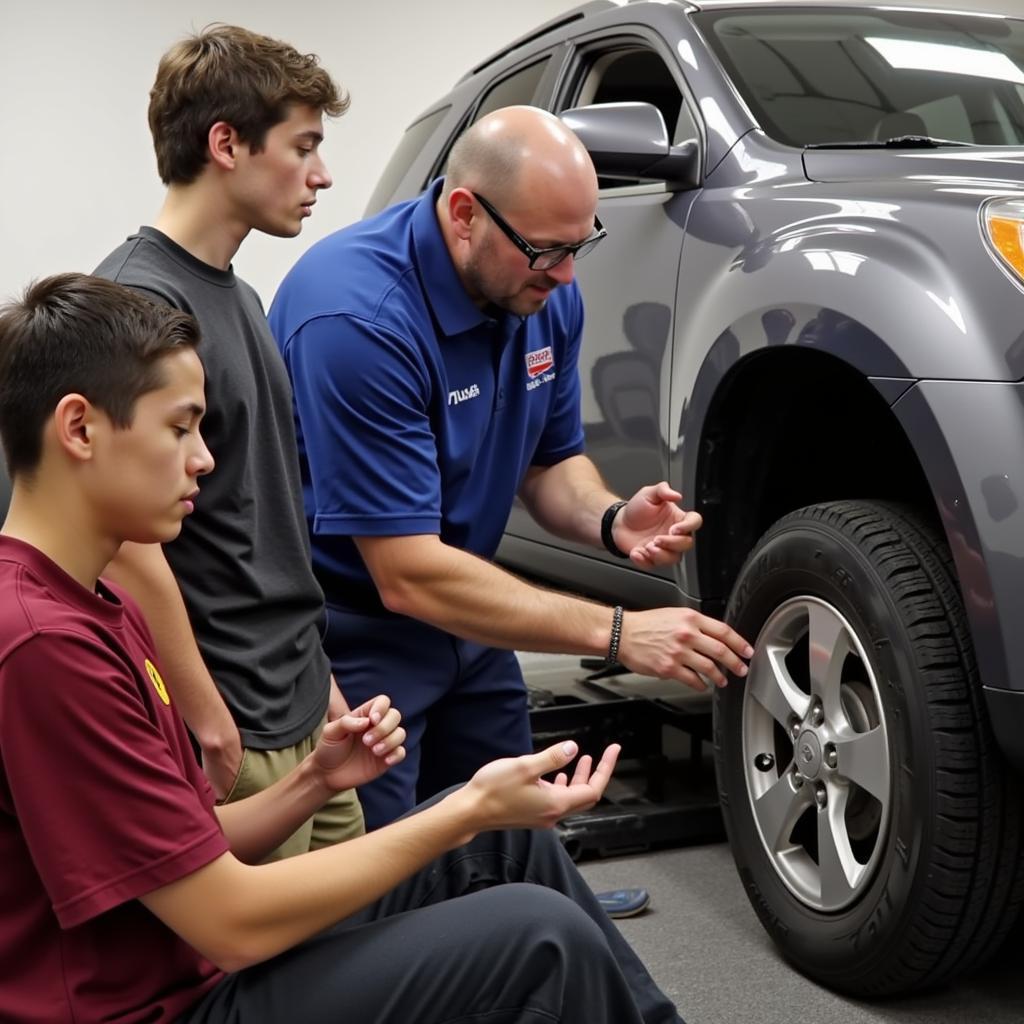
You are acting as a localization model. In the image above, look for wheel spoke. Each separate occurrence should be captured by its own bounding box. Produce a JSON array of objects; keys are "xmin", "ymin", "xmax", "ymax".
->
[
  {"xmin": 753, "ymin": 772, "xmax": 814, "ymax": 850},
  {"xmin": 807, "ymin": 602, "xmax": 851, "ymax": 723},
  {"xmin": 835, "ymin": 727, "xmax": 889, "ymax": 802},
  {"xmin": 817, "ymin": 788, "xmax": 858, "ymax": 906},
  {"xmin": 748, "ymin": 643, "xmax": 809, "ymax": 729},
  {"xmin": 741, "ymin": 593, "xmax": 896, "ymax": 913}
]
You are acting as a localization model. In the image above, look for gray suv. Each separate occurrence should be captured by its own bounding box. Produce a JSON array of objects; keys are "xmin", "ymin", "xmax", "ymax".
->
[{"xmin": 367, "ymin": 0, "xmax": 1024, "ymax": 997}]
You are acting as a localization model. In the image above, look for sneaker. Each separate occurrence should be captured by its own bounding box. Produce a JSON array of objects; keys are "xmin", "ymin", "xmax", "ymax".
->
[{"xmin": 595, "ymin": 887, "xmax": 651, "ymax": 919}]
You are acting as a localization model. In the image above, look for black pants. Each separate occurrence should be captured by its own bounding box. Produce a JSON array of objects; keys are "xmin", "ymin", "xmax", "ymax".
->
[{"xmin": 181, "ymin": 819, "xmax": 683, "ymax": 1023}]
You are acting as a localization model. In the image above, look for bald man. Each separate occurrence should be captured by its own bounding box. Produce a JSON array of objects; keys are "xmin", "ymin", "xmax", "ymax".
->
[{"xmin": 269, "ymin": 106, "xmax": 753, "ymax": 831}]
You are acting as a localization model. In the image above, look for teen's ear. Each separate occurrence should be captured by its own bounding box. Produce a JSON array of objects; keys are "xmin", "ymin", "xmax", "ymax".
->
[
  {"xmin": 447, "ymin": 188, "xmax": 476, "ymax": 243},
  {"xmin": 53, "ymin": 394, "xmax": 97, "ymax": 463},
  {"xmin": 208, "ymin": 121, "xmax": 241, "ymax": 171}
]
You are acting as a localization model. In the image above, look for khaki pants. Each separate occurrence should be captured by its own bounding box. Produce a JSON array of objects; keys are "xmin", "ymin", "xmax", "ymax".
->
[{"xmin": 223, "ymin": 717, "xmax": 365, "ymax": 861}]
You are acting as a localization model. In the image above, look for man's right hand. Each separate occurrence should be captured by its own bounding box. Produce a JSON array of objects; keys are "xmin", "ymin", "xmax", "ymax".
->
[
  {"xmin": 619, "ymin": 607, "xmax": 753, "ymax": 691},
  {"xmin": 201, "ymin": 728, "xmax": 244, "ymax": 802},
  {"xmin": 456, "ymin": 741, "xmax": 620, "ymax": 836}
]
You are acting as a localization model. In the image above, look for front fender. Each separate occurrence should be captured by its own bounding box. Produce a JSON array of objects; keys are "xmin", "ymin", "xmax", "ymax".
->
[
  {"xmin": 674, "ymin": 144, "xmax": 1024, "ymax": 390},
  {"xmin": 893, "ymin": 380, "xmax": 1024, "ymax": 770},
  {"xmin": 891, "ymin": 380, "xmax": 1024, "ymax": 695}
]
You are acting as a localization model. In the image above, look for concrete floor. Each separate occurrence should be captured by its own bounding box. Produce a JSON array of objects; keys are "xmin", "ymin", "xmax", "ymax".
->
[
  {"xmin": 520, "ymin": 653, "xmax": 1024, "ymax": 1024},
  {"xmin": 579, "ymin": 847, "xmax": 1024, "ymax": 1024}
]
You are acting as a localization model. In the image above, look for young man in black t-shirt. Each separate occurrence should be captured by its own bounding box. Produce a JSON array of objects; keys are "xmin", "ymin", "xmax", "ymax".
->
[{"xmin": 95, "ymin": 25, "xmax": 361, "ymax": 856}]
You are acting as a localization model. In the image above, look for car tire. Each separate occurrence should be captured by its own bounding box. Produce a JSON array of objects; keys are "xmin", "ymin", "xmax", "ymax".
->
[{"xmin": 714, "ymin": 500, "xmax": 1024, "ymax": 995}]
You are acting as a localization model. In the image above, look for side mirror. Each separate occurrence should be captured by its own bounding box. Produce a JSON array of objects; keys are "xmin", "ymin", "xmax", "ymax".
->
[{"xmin": 560, "ymin": 102, "xmax": 700, "ymax": 188}]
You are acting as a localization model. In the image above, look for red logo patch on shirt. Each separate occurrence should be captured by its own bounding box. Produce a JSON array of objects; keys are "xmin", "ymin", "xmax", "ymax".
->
[{"xmin": 525, "ymin": 347, "xmax": 554, "ymax": 378}]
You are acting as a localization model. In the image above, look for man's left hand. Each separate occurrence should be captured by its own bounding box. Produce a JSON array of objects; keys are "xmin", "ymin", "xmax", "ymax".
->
[
  {"xmin": 613, "ymin": 482, "xmax": 703, "ymax": 568},
  {"xmin": 312, "ymin": 694, "xmax": 406, "ymax": 792}
]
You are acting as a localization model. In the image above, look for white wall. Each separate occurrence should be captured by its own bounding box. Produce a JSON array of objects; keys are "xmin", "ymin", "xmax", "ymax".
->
[{"xmin": 0, "ymin": 0, "xmax": 579, "ymax": 305}]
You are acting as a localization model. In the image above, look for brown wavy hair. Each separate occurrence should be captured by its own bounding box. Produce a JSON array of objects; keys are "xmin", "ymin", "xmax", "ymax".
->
[{"xmin": 148, "ymin": 24, "xmax": 348, "ymax": 185}]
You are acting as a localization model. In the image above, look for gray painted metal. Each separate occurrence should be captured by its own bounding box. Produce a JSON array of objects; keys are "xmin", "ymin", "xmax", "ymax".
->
[{"xmin": 368, "ymin": 0, "xmax": 1024, "ymax": 769}]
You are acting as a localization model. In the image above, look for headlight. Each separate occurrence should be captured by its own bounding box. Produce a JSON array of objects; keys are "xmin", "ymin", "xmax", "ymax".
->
[{"xmin": 983, "ymin": 197, "xmax": 1024, "ymax": 283}]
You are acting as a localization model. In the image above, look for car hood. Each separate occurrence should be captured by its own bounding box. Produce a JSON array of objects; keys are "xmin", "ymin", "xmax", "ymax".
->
[{"xmin": 803, "ymin": 148, "xmax": 1024, "ymax": 191}]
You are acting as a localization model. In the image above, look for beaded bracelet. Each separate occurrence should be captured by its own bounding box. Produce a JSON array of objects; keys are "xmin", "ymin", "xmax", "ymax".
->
[{"xmin": 607, "ymin": 605, "xmax": 624, "ymax": 665}]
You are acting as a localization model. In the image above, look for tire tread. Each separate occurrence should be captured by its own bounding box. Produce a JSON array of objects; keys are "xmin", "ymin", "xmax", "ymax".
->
[{"xmin": 719, "ymin": 499, "xmax": 1024, "ymax": 995}]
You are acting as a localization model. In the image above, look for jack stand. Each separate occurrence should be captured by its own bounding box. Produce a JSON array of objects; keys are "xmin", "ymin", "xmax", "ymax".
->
[{"xmin": 528, "ymin": 662, "xmax": 724, "ymax": 861}]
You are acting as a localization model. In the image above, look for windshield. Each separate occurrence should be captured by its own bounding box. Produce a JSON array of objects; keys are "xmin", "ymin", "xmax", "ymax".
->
[{"xmin": 694, "ymin": 6, "xmax": 1024, "ymax": 147}]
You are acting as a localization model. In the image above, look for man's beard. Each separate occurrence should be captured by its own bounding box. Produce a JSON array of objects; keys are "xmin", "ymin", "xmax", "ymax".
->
[{"xmin": 463, "ymin": 253, "xmax": 556, "ymax": 317}]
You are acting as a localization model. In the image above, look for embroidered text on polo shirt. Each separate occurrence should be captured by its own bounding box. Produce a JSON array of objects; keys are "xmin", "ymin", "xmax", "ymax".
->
[{"xmin": 448, "ymin": 383, "xmax": 481, "ymax": 405}]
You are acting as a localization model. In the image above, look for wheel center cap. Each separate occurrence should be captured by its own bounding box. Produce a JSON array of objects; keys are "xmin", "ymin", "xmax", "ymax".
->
[{"xmin": 796, "ymin": 730, "xmax": 822, "ymax": 779}]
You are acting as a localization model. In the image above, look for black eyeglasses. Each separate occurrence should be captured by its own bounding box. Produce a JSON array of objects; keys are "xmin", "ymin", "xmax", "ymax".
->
[{"xmin": 472, "ymin": 192, "xmax": 606, "ymax": 270}]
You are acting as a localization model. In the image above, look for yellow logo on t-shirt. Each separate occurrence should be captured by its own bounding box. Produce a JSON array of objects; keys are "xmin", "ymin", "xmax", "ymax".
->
[{"xmin": 144, "ymin": 659, "xmax": 171, "ymax": 706}]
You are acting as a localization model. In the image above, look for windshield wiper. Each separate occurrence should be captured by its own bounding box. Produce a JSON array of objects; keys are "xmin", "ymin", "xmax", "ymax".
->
[{"xmin": 805, "ymin": 135, "xmax": 972, "ymax": 150}]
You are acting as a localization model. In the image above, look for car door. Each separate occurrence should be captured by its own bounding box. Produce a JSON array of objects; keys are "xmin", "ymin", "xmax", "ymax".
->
[{"xmin": 501, "ymin": 31, "xmax": 706, "ymax": 604}]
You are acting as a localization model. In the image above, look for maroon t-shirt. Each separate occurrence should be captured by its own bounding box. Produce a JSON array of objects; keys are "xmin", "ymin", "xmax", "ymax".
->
[{"xmin": 0, "ymin": 537, "xmax": 230, "ymax": 1022}]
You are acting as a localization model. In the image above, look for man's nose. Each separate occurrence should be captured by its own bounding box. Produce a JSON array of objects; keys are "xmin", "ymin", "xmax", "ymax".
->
[
  {"xmin": 546, "ymin": 253, "xmax": 575, "ymax": 286},
  {"xmin": 311, "ymin": 155, "xmax": 333, "ymax": 191}
]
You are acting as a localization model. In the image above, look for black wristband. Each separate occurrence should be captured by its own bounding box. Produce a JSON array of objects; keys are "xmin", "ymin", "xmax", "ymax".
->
[
  {"xmin": 601, "ymin": 500, "xmax": 629, "ymax": 558},
  {"xmin": 607, "ymin": 605, "xmax": 624, "ymax": 665}
]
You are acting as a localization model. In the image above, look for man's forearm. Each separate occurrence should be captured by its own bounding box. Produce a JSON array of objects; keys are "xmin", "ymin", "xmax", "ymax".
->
[
  {"xmin": 518, "ymin": 454, "xmax": 617, "ymax": 547},
  {"xmin": 356, "ymin": 534, "xmax": 615, "ymax": 657}
]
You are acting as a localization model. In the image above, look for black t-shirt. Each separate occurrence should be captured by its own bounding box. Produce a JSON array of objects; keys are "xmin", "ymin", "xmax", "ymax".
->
[{"xmin": 95, "ymin": 228, "xmax": 329, "ymax": 747}]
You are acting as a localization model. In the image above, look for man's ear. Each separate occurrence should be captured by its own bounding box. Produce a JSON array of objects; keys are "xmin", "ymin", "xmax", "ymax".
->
[
  {"xmin": 53, "ymin": 394, "xmax": 98, "ymax": 463},
  {"xmin": 208, "ymin": 121, "xmax": 241, "ymax": 171},
  {"xmin": 447, "ymin": 187, "xmax": 476, "ymax": 242}
]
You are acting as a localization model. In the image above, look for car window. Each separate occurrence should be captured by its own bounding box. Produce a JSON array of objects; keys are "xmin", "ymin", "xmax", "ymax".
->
[
  {"xmin": 428, "ymin": 58, "xmax": 553, "ymax": 184},
  {"xmin": 567, "ymin": 46, "xmax": 698, "ymax": 188},
  {"xmin": 695, "ymin": 7, "xmax": 1024, "ymax": 147},
  {"xmin": 366, "ymin": 106, "xmax": 450, "ymax": 214},
  {"xmin": 473, "ymin": 58, "xmax": 550, "ymax": 123}
]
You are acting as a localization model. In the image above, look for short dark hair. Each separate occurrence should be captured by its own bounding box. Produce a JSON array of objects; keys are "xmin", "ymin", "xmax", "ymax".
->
[
  {"xmin": 149, "ymin": 24, "xmax": 349, "ymax": 185},
  {"xmin": 0, "ymin": 274, "xmax": 200, "ymax": 477}
]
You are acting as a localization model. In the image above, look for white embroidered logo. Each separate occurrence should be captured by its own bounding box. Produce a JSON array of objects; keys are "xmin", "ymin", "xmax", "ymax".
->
[{"xmin": 448, "ymin": 383, "xmax": 481, "ymax": 406}]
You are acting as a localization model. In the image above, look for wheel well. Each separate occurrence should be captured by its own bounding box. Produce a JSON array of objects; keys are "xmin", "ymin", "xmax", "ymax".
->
[{"xmin": 695, "ymin": 348, "xmax": 937, "ymax": 613}]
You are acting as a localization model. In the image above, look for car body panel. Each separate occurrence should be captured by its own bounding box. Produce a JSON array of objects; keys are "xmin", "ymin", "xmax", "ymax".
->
[{"xmin": 367, "ymin": 0, "xmax": 1024, "ymax": 767}]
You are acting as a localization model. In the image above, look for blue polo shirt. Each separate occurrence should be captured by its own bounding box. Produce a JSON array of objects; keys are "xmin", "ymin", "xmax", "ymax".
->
[{"xmin": 269, "ymin": 180, "xmax": 586, "ymax": 608}]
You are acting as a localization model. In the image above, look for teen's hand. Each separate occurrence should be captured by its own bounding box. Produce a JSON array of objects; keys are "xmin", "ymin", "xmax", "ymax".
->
[
  {"xmin": 462, "ymin": 740, "xmax": 620, "ymax": 832},
  {"xmin": 312, "ymin": 695, "xmax": 405, "ymax": 791}
]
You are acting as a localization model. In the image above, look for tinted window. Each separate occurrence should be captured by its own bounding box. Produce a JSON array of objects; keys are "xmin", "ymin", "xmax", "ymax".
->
[
  {"xmin": 366, "ymin": 106, "xmax": 450, "ymax": 214},
  {"xmin": 429, "ymin": 59, "xmax": 552, "ymax": 184},
  {"xmin": 695, "ymin": 7, "xmax": 1024, "ymax": 146},
  {"xmin": 473, "ymin": 59, "xmax": 549, "ymax": 122}
]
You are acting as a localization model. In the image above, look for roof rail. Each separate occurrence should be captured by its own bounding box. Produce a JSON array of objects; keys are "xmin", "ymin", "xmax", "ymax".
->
[{"xmin": 460, "ymin": 1, "xmax": 612, "ymax": 81}]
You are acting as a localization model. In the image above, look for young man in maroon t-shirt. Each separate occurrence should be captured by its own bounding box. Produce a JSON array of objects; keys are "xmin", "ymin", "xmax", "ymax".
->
[{"xmin": 0, "ymin": 277, "xmax": 682, "ymax": 1023}]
